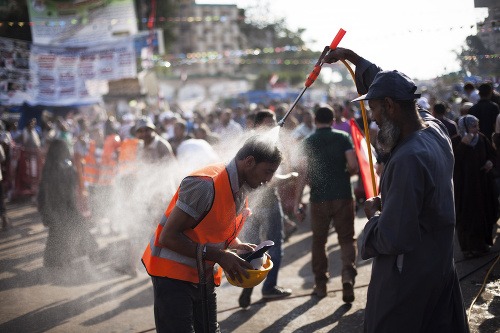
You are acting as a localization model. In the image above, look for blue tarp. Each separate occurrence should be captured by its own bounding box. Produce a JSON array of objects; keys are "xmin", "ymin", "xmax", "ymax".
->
[
  {"xmin": 233, "ymin": 89, "xmax": 327, "ymax": 107},
  {"xmin": 235, "ymin": 90, "xmax": 301, "ymax": 105},
  {"xmin": 5, "ymin": 103, "xmax": 83, "ymax": 130}
]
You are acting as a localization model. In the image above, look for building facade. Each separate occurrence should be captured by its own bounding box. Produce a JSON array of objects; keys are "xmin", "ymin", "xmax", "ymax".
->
[
  {"xmin": 172, "ymin": 1, "xmax": 245, "ymax": 77},
  {"xmin": 474, "ymin": 0, "xmax": 500, "ymax": 54}
]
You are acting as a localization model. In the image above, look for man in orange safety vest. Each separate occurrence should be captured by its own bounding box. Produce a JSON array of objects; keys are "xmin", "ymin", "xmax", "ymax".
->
[{"xmin": 142, "ymin": 135, "xmax": 282, "ymax": 332}]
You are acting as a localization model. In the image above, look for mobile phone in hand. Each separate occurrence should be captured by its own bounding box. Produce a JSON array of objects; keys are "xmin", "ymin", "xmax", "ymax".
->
[{"xmin": 240, "ymin": 240, "xmax": 274, "ymax": 262}]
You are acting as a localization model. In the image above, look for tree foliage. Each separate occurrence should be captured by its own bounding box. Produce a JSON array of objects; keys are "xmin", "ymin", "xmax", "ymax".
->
[
  {"xmin": 237, "ymin": 10, "xmax": 322, "ymax": 89},
  {"xmin": 457, "ymin": 35, "xmax": 500, "ymax": 78}
]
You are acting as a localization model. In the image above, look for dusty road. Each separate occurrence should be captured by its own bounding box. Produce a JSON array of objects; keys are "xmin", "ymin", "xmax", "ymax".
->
[{"xmin": 0, "ymin": 199, "xmax": 498, "ymax": 333}]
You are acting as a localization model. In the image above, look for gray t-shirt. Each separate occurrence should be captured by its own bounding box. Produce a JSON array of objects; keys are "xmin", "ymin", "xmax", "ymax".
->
[
  {"xmin": 176, "ymin": 158, "xmax": 247, "ymax": 221},
  {"xmin": 141, "ymin": 135, "xmax": 175, "ymax": 163}
]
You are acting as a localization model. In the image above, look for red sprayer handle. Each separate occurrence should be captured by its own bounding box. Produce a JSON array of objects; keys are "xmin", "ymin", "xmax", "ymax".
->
[
  {"xmin": 305, "ymin": 66, "xmax": 322, "ymax": 87},
  {"xmin": 278, "ymin": 28, "xmax": 346, "ymax": 127},
  {"xmin": 329, "ymin": 28, "xmax": 346, "ymax": 49},
  {"xmin": 304, "ymin": 28, "xmax": 346, "ymax": 87}
]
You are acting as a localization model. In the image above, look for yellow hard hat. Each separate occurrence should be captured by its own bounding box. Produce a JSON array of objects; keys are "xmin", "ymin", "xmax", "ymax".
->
[{"xmin": 225, "ymin": 255, "xmax": 273, "ymax": 288}]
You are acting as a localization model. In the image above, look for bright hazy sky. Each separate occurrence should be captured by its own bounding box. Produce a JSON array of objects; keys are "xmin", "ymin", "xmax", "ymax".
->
[{"xmin": 197, "ymin": 0, "xmax": 489, "ymax": 80}]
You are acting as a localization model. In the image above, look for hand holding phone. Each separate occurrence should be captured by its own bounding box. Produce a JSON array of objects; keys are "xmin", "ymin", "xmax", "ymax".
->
[{"xmin": 239, "ymin": 240, "xmax": 274, "ymax": 263}]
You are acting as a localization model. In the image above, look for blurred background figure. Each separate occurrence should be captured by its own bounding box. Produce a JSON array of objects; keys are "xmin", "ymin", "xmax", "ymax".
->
[
  {"xmin": 417, "ymin": 96, "xmax": 431, "ymax": 111},
  {"xmin": 83, "ymin": 125, "xmax": 121, "ymax": 235},
  {"xmin": 463, "ymin": 82, "xmax": 480, "ymax": 104},
  {"xmin": 291, "ymin": 109, "xmax": 315, "ymax": 141},
  {"xmin": 119, "ymin": 113, "xmax": 135, "ymax": 140},
  {"xmin": 135, "ymin": 117, "xmax": 175, "ymax": 163},
  {"xmin": 158, "ymin": 111, "xmax": 178, "ymax": 140},
  {"xmin": 37, "ymin": 139, "xmax": 97, "ymax": 267},
  {"xmin": 469, "ymin": 83, "xmax": 499, "ymax": 142},
  {"xmin": 332, "ymin": 103, "xmax": 351, "ymax": 136},
  {"xmin": 114, "ymin": 117, "xmax": 177, "ymax": 276},
  {"xmin": 432, "ymin": 102, "xmax": 458, "ymax": 139},
  {"xmin": 0, "ymin": 120, "xmax": 14, "ymax": 208},
  {"xmin": 193, "ymin": 123, "xmax": 220, "ymax": 146},
  {"xmin": 460, "ymin": 101, "xmax": 474, "ymax": 116},
  {"xmin": 54, "ymin": 117, "xmax": 73, "ymax": 147},
  {"xmin": 233, "ymin": 105, "xmax": 247, "ymax": 129},
  {"xmin": 168, "ymin": 119, "xmax": 192, "ymax": 156},
  {"xmin": 452, "ymin": 115, "xmax": 497, "ymax": 258},
  {"xmin": 238, "ymin": 109, "xmax": 294, "ymax": 309},
  {"xmin": 15, "ymin": 118, "xmax": 42, "ymax": 200},
  {"xmin": 214, "ymin": 108, "xmax": 243, "ymax": 137},
  {"xmin": 20, "ymin": 118, "xmax": 41, "ymax": 151},
  {"xmin": 0, "ymin": 143, "xmax": 7, "ymax": 230}
]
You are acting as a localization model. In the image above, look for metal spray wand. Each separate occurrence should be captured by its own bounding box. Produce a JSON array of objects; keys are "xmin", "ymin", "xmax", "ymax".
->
[{"xmin": 278, "ymin": 28, "xmax": 346, "ymax": 127}]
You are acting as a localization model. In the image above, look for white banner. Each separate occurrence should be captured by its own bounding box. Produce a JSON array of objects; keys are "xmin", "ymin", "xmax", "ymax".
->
[
  {"xmin": 30, "ymin": 38, "xmax": 137, "ymax": 105},
  {"xmin": 27, "ymin": 0, "xmax": 138, "ymax": 46}
]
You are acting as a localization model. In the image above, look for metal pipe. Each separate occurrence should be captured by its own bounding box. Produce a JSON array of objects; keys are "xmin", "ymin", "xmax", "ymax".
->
[
  {"xmin": 278, "ymin": 28, "xmax": 346, "ymax": 127},
  {"xmin": 196, "ymin": 244, "xmax": 210, "ymax": 333},
  {"xmin": 277, "ymin": 87, "xmax": 307, "ymax": 127}
]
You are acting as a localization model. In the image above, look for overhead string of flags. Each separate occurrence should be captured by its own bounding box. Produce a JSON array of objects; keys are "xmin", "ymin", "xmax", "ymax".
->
[
  {"xmin": 462, "ymin": 54, "xmax": 500, "ymax": 60},
  {"xmin": 1, "ymin": 35, "xmax": 498, "ymax": 68},
  {"xmin": 1, "ymin": 16, "xmax": 498, "ymax": 34}
]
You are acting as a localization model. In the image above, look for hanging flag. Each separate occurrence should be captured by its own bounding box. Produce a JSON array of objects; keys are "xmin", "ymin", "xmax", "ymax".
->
[{"xmin": 350, "ymin": 118, "xmax": 379, "ymax": 199}]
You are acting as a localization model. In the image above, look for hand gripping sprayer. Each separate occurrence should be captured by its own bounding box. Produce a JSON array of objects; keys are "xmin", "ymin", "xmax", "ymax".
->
[{"xmin": 277, "ymin": 28, "xmax": 346, "ymax": 127}]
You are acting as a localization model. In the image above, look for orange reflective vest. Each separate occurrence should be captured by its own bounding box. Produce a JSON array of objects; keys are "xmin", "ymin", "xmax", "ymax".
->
[
  {"xmin": 83, "ymin": 141, "xmax": 99, "ymax": 185},
  {"xmin": 142, "ymin": 163, "xmax": 248, "ymax": 285},
  {"xmin": 99, "ymin": 134, "xmax": 121, "ymax": 185},
  {"xmin": 118, "ymin": 138, "xmax": 140, "ymax": 175},
  {"xmin": 83, "ymin": 135, "xmax": 121, "ymax": 186},
  {"xmin": 74, "ymin": 151, "xmax": 86, "ymax": 192}
]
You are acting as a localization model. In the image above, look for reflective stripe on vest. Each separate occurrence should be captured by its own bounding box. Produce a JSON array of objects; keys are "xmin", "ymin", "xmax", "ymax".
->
[
  {"xmin": 83, "ymin": 141, "xmax": 99, "ymax": 185},
  {"xmin": 148, "ymin": 215, "xmax": 225, "ymax": 269},
  {"xmin": 142, "ymin": 163, "xmax": 248, "ymax": 285},
  {"xmin": 98, "ymin": 135, "xmax": 120, "ymax": 185}
]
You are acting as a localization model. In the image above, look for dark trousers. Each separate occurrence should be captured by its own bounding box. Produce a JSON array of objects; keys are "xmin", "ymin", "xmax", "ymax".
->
[
  {"xmin": 0, "ymin": 181, "xmax": 5, "ymax": 214},
  {"xmin": 310, "ymin": 199, "xmax": 357, "ymax": 285},
  {"xmin": 242, "ymin": 198, "xmax": 284, "ymax": 293},
  {"xmin": 151, "ymin": 276, "xmax": 221, "ymax": 333}
]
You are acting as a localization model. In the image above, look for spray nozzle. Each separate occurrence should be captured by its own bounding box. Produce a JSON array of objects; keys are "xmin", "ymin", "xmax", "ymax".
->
[{"xmin": 277, "ymin": 28, "xmax": 346, "ymax": 128}]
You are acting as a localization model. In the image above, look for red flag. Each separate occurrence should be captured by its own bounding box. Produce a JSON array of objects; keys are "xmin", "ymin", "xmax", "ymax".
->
[{"xmin": 349, "ymin": 118, "xmax": 379, "ymax": 199}]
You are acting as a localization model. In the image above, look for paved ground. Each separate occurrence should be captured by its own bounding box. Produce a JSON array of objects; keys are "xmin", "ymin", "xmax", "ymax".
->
[{"xmin": 0, "ymin": 198, "xmax": 498, "ymax": 333}]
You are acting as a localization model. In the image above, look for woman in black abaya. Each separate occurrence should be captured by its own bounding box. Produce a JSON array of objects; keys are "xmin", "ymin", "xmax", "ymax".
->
[
  {"xmin": 38, "ymin": 139, "xmax": 97, "ymax": 267},
  {"xmin": 452, "ymin": 115, "xmax": 498, "ymax": 257}
]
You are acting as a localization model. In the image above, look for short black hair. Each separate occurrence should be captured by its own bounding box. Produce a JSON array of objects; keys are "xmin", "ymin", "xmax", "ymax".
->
[
  {"xmin": 433, "ymin": 102, "xmax": 447, "ymax": 115},
  {"xmin": 174, "ymin": 119, "xmax": 187, "ymax": 129},
  {"xmin": 464, "ymin": 82, "xmax": 475, "ymax": 90},
  {"xmin": 254, "ymin": 110, "xmax": 275, "ymax": 126},
  {"xmin": 235, "ymin": 135, "xmax": 282, "ymax": 165},
  {"xmin": 478, "ymin": 83, "xmax": 493, "ymax": 98},
  {"xmin": 314, "ymin": 106, "xmax": 334, "ymax": 124}
]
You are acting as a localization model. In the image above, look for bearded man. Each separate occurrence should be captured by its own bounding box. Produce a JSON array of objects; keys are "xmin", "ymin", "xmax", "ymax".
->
[{"xmin": 323, "ymin": 48, "xmax": 469, "ymax": 333}]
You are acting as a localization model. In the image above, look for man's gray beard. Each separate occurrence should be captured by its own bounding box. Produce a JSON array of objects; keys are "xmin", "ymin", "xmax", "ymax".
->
[{"xmin": 377, "ymin": 112, "xmax": 400, "ymax": 153}]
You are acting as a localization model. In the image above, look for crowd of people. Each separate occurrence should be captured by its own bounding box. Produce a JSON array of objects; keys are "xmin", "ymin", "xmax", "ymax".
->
[{"xmin": 0, "ymin": 46, "xmax": 499, "ymax": 332}]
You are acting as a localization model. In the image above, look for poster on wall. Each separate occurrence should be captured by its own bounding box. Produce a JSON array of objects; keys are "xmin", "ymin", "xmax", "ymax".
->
[
  {"xmin": 0, "ymin": 38, "xmax": 32, "ymax": 106},
  {"xmin": 26, "ymin": 0, "xmax": 138, "ymax": 46},
  {"xmin": 30, "ymin": 38, "xmax": 137, "ymax": 105}
]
